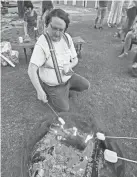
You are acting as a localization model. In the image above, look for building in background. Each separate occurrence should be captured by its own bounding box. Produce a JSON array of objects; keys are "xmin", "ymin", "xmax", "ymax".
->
[
  {"xmin": 54, "ymin": 0, "xmax": 112, "ymax": 10},
  {"xmin": 54, "ymin": 0, "xmax": 95, "ymax": 8}
]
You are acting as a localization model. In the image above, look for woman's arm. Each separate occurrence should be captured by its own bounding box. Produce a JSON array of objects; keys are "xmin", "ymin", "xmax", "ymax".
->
[
  {"xmin": 24, "ymin": 21, "xmax": 28, "ymax": 36},
  {"xmin": 28, "ymin": 41, "xmax": 48, "ymax": 103},
  {"xmin": 28, "ymin": 63, "xmax": 48, "ymax": 103},
  {"xmin": 34, "ymin": 10, "xmax": 39, "ymax": 29},
  {"xmin": 28, "ymin": 63, "xmax": 43, "ymax": 93},
  {"xmin": 24, "ymin": 12, "xmax": 28, "ymax": 36},
  {"xmin": 70, "ymin": 57, "xmax": 78, "ymax": 68}
]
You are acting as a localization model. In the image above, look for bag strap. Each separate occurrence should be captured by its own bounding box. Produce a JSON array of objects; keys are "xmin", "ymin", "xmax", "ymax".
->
[{"xmin": 44, "ymin": 32, "xmax": 63, "ymax": 84}]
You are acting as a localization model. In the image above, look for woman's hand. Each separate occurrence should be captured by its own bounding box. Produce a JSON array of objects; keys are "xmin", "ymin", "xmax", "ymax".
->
[
  {"xmin": 63, "ymin": 64, "xmax": 71, "ymax": 74},
  {"xmin": 62, "ymin": 64, "xmax": 74, "ymax": 76},
  {"xmin": 37, "ymin": 89, "xmax": 48, "ymax": 103},
  {"xmin": 25, "ymin": 33, "xmax": 29, "ymax": 38}
]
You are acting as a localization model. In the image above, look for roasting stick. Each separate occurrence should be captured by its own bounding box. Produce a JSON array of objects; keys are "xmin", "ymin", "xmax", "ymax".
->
[{"xmin": 96, "ymin": 132, "xmax": 137, "ymax": 141}]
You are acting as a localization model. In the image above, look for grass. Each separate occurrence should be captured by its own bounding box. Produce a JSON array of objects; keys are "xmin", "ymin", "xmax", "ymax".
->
[{"xmin": 1, "ymin": 15, "xmax": 137, "ymax": 177}]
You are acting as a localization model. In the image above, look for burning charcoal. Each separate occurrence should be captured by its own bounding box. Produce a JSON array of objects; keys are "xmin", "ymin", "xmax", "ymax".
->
[
  {"xmin": 31, "ymin": 151, "xmax": 46, "ymax": 163},
  {"xmin": 48, "ymin": 146, "xmax": 54, "ymax": 155},
  {"xmin": 61, "ymin": 134, "xmax": 86, "ymax": 151},
  {"xmin": 80, "ymin": 157, "xmax": 84, "ymax": 161}
]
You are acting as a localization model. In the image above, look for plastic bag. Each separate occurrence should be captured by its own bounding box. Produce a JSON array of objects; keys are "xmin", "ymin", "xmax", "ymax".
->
[
  {"xmin": 0, "ymin": 41, "xmax": 19, "ymax": 66},
  {"xmin": 0, "ymin": 41, "xmax": 12, "ymax": 54}
]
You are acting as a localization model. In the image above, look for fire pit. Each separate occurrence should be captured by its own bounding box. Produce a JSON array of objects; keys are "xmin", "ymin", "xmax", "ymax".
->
[{"xmin": 21, "ymin": 113, "xmax": 125, "ymax": 177}]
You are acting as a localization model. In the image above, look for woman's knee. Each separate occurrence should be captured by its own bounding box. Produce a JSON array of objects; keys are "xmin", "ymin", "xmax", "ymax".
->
[
  {"xmin": 51, "ymin": 99, "xmax": 69, "ymax": 112},
  {"xmin": 126, "ymin": 31, "xmax": 133, "ymax": 39},
  {"xmin": 85, "ymin": 79, "xmax": 90, "ymax": 90},
  {"xmin": 80, "ymin": 78, "xmax": 90, "ymax": 91}
]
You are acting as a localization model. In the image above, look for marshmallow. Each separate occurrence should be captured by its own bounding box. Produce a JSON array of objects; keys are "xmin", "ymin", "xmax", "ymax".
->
[
  {"xmin": 57, "ymin": 136, "xmax": 62, "ymax": 140},
  {"xmin": 73, "ymin": 127, "xmax": 78, "ymax": 136},
  {"xmin": 37, "ymin": 169, "xmax": 44, "ymax": 177},
  {"xmin": 54, "ymin": 130, "xmax": 57, "ymax": 134},
  {"xmin": 104, "ymin": 149, "xmax": 118, "ymax": 163},
  {"xmin": 96, "ymin": 132, "xmax": 105, "ymax": 140},
  {"xmin": 58, "ymin": 117, "xmax": 65, "ymax": 125},
  {"xmin": 85, "ymin": 134, "xmax": 93, "ymax": 143}
]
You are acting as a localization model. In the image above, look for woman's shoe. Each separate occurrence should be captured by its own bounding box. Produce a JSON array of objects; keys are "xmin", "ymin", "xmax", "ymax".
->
[
  {"xmin": 132, "ymin": 62, "xmax": 137, "ymax": 69},
  {"xmin": 108, "ymin": 23, "xmax": 112, "ymax": 28},
  {"xmin": 94, "ymin": 25, "xmax": 97, "ymax": 29},
  {"xmin": 118, "ymin": 52, "xmax": 128, "ymax": 58},
  {"xmin": 99, "ymin": 26, "xmax": 103, "ymax": 30}
]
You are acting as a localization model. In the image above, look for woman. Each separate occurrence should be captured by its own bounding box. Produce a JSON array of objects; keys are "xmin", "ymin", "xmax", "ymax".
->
[
  {"xmin": 107, "ymin": 0, "xmax": 124, "ymax": 27},
  {"xmin": 28, "ymin": 9, "xmax": 90, "ymax": 112},
  {"xmin": 24, "ymin": 1, "xmax": 38, "ymax": 40},
  {"xmin": 119, "ymin": 20, "xmax": 137, "ymax": 58},
  {"xmin": 122, "ymin": 0, "xmax": 137, "ymax": 38},
  {"xmin": 94, "ymin": 0, "xmax": 108, "ymax": 29},
  {"xmin": 114, "ymin": 1, "xmax": 129, "ymax": 39}
]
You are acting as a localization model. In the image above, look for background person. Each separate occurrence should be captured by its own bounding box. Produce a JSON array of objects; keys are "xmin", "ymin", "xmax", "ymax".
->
[
  {"xmin": 121, "ymin": 0, "xmax": 137, "ymax": 39},
  {"xmin": 119, "ymin": 19, "xmax": 137, "ymax": 58},
  {"xmin": 94, "ymin": 0, "xmax": 108, "ymax": 29},
  {"xmin": 107, "ymin": 0, "xmax": 124, "ymax": 28},
  {"xmin": 24, "ymin": 1, "xmax": 38, "ymax": 40}
]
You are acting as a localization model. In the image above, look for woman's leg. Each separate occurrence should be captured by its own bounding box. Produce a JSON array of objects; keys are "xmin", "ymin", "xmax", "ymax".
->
[
  {"xmin": 41, "ymin": 74, "xmax": 90, "ymax": 112},
  {"xmin": 131, "ymin": 53, "xmax": 137, "ymax": 77},
  {"xmin": 123, "ymin": 31, "xmax": 133, "ymax": 53},
  {"xmin": 133, "ymin": 53, "xmax": 137, "ymax": 64},
  {"xmin": 69, "ymin": 74, "xmax": 90, "ymax": 92},
  {"xmin": 99, "ymin": 8, "xmax": 107, "ymax": 29},
  {"xmin": 123, "ymin": 7, "xmax": 137, "ymax": 36},
  {"xmin": 42, "ymin": 82, "xmax": 70, "ymax": 112},
  {"xmin": 94, "ymin": 8, "xmax": 100, "ymax": 28},
  {"xmin": 119, "ymin": 31, "xmax": 134, "ymax": 58}
]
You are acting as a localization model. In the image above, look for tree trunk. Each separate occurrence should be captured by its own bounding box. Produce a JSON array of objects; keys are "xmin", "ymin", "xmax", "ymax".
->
[
  {"xmin": 42, "ymin": 0, "xmax": 53, "ymax": 14},
  {"xmin": 17, "ymin": 0, "xmax": 24, "ymax": 18}
]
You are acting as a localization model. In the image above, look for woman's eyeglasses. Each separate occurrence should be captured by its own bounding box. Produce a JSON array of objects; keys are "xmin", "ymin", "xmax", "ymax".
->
[{"xmin": 50, "ymin": 24, "xmax": 64, "ymax": 33}]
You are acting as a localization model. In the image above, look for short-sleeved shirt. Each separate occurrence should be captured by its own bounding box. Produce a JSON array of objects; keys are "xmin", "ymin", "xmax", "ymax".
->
[
  {"xmin": 24, "ymin": 10, "xmax": 37, "ymax": 27},
  {"xmin": 30, "ymin": 33, "xmax": 77, "ymax": 86}
]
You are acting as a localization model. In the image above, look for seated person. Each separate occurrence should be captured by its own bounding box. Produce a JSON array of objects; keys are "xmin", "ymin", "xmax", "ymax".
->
[
  {"xmin": 119, "ymin": 20, "xmax": 137, "ymax": 58},
  {"xmin": 28, "ymin": 9, "xmax": 90, "ymax": 112},
  {"xmin": 24, "ymin": 1, "xmax": 38, "ymax": 40},
  {"xmin": 122, "ymin": 0, "xmax": 137, "ymax": 38}
]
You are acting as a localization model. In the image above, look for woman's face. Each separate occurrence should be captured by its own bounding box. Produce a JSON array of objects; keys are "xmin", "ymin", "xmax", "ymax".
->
[
  {"xmin": 47, "ymin": 17, "xmax": 66, "ymax": 42},
  {"xmin": 25, "ymin": 7, "xmax": 32, "ymax": 13}
]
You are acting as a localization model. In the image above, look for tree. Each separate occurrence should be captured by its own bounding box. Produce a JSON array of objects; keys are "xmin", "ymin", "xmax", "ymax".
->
[
  {"xmin": 42, "ymin": 0, "xmax": 53, "ymax": 15},
  {"xmin": 17, "ymin": 0, "xmax": 24, "ymax": 18}
]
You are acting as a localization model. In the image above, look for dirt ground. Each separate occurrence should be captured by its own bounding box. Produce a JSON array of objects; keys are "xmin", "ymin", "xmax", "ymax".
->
[{"xmin": 1, "ymin": 3, "xmax": 137, "ymax": 177}]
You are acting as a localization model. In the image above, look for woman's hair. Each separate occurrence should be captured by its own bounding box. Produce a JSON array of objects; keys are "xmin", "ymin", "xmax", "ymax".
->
[
  {"xmin": 42, "ymin": 0, "xmax": 53, "ymax": 15},
  {"xmin": 45, "ymin": 8, "xmax": 70, "ymax": 31},
  {"xmin": 24, "ymin": 1, "xmax": 34, "ymax": 10}
]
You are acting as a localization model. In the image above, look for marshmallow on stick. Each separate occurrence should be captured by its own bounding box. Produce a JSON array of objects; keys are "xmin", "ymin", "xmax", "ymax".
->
[
  {"xmin": 104, "ymin": 149, "xmax": 137, "ymax": 164},
  {"xmin": 96, "ymin": 132, "xmax": 105, "ymax": 140},
  {"xmin": 104, "ymin": 149, "xmax": 118, "ymax": 163}
]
